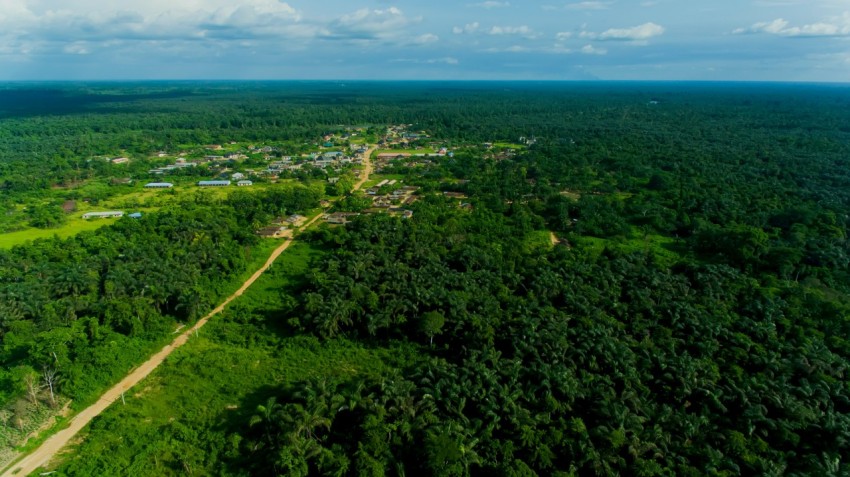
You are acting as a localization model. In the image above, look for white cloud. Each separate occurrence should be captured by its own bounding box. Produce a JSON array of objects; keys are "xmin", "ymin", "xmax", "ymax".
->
[
  {"xmin": 413, "ymin": 33, "xmax": 439, "ymax": 44},
  {"xmin": 391, "ymin": 56, "xmax": 459, "ymax": 64},
  {"xmin": 327, "ymin": 7, "xmax": 416, "ymax": 41},
  {"xmin": 206, "ymin": 1, "xmax": 300, "ymax": 27},
  {"xmin": 0, "ymin": 0, "xmax": 312, "ymax": 50},
  {"xmin": 452, "ymin": 22, "xmax": 480, "ymax": 34},
  {"xmin": 543, "ymin": 1, "xmax": 612, "ymax": 11},
  {"xmin": 484, "ymin": 45, "xmax": 530, "ymax": 52},
  {"xmin": 64, "ymin": 42, "xmax": 91, "ymax": 55},
  {"xmin": 556, "ymin": 32, "xmax": 573, "ymax": 40},
  {"xmin": 734, "ymin": 13, "xmax": 850, "ymax": 37},
  {"xmin": 566, "ymin": 1, "xmax": 612, "ymax": 10},
  {"xmin": 581, "ymin": 22, "xmax": 665, "ymax": 41},
  {"xmin": 581, "ymin": 44, "xmax": 607, "ymax": 55},
  {"xmin": 489, "ymin": 25, "xmax": 539, "ymax": 38},
  {"xmin": 469, "ymin": 1, "xmax": 510, "ymax": 8}
]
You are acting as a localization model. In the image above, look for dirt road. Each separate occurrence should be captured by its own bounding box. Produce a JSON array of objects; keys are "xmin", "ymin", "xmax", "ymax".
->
[
  {"xmin": 1, "ymin": 148, "xmax": 373, "ymax": 477},
  {"xmin": 354, "ymin": 146, "xmax": 375, "ymax": 190}
]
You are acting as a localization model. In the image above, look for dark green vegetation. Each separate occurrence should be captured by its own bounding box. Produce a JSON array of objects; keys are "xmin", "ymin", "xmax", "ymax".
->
[
  {"xmin": 0, "ymin": 183, "xmax": 321, "ymax": 460},
  {"xmin": 1, "ymin": 82, "xmax": 849, "ymax": 476}
]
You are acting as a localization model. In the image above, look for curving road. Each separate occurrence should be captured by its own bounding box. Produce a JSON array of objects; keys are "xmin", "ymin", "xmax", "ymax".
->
[{"xmin": 1, "ymin": 147, "xmax": 373, "ymax": 477}]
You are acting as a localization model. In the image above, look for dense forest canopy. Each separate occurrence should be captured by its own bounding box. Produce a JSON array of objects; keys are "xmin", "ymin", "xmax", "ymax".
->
[{"xmin": 0, "ymin": 81, "xmax": 849, "ymax": 476}]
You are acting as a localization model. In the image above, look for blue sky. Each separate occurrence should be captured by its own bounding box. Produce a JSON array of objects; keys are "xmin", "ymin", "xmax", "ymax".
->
[{"xmin": 0, "ymin": 0, "xmax": 848, "ymax": 81}]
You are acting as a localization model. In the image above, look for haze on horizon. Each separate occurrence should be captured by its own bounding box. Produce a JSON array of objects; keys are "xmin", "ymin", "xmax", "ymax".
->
[{"xmin": 0, "ymin": 0, "xmax": 848, "ymax": 82}]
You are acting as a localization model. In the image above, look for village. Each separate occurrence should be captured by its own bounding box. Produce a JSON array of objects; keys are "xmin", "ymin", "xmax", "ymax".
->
[{"xmin": 79, "ymin": 124, "xmax": 530, "ymax": 241}]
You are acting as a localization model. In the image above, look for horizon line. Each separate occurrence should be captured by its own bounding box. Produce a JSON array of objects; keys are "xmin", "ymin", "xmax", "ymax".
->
[{"xmin": 0, "ymin": 79, "xmax": 848, "ymax": 86}]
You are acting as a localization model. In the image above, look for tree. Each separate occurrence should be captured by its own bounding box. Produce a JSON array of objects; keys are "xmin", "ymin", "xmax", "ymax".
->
[
  {"xmin": 419, "ymin": 311, "xmax": 446, "ymax": 346},
  {"xmin": 42, "ymin": 366, "xmax": 59, "ymax": 407}
]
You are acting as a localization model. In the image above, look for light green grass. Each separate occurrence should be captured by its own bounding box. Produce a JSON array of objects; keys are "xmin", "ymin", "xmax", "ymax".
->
[
  {"xmin": 573, "ymin": 233, "xmax": 682, "ymax": 267},
  {"xmin": 524, "ymin": 230, "xmax": 555, "ymax": 254},
  {"xmin": 493, "ymin": 142, "xmax": 525, "ymax": 149},
  {"xmin": 0, "ymin": 216, "xmax": 112, "ymax": 249}
]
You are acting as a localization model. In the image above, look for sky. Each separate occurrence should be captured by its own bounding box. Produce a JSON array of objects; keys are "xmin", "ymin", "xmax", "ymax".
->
[{"xmin": 0, "ymin": 0, "xmax": 848, "ymax": 82}]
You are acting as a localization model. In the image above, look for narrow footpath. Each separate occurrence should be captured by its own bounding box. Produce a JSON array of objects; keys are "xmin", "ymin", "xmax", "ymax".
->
[{"xmin": 1, "ymin": 147, "xmax": 374, "ymax": 477}]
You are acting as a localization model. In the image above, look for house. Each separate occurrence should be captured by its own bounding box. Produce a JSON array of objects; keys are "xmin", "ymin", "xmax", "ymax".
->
[
  {"xmin": 82, "ymin": 211, "xmax": 124, "ymax": 219},
  {"xmin": 443, "ymin": 192, "xmax": 468, "ymax": 199},
  {"xmin": 111, "ymin": 157, "xmax": 130, "ymax": 164},
  {"xmin": 286, "ymin": 214, "xmax": 307, "ymax": 226},
  {"xmin": 328, "ymin": 177, "xmax": 341, "ymax": 184},
  {"xmin": 324, "ymin": 212, "xmax": 359, "ymax": 225},
  {"xmin": 257, "ymin": 226, "xmax": 289, "ymax": 238},
  {"xmin": 198, "ymin": 180, "xmax": 231, "ymax": 187},
  {"xmin": 377, "ymin": 153, "xmax": 410, "ymax": 160},
  {"xmin": 237, "ymin": 180, "xmax": 253, "ymax": 187},
  {"xmin": 320, "ymin": 200, "xmax": 331, "ymax": 208},
  {"xmin": 389, "ymin": 208, "xmax": 414, "ymax": 219},
  {"xmin": 232, "ymin": 172, "xmax": 245, "ymax": 180},
  {"xmin": 144, "ymin": 182, "xmax": 174, "ymax": 188},
  {"xmin": 128, "ymin": 212, "xmax": 143, "ymax": 219}
]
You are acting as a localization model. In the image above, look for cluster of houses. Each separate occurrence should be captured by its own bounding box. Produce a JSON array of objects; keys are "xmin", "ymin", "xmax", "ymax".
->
[
  {"xmin": 264, "ymin": 150, "xmax": 361, "ymax": 177},
  {"xmin": 321, "ymin": 181, "xmax": 418, "ymax": 225},
  {"xmin": 256, "ymin": 214, "xmax": 308, "ymax": 238},
  {"xmin": 365, "ymin": 181, "xmax": 419, "ymax": 206},
  {"xmin": 149, "ymin": 161, "xmax": 197, "ymax": 175}
]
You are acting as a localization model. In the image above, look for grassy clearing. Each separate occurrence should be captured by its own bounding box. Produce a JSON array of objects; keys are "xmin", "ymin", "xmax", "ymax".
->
[
  {"xmin": 493, "ymin": 142, "xmax": 525, "ymax": 149},
  {"xmin": 524, "ymin": 230, "xmax": 556, "ymax": 254},
  {"xmin": 0, "ymin": 215, "xmax": 112, "ymax": 249},
  {"xmin": 573, "ymin": 233, "xmax": 683, "ymax": 267}
]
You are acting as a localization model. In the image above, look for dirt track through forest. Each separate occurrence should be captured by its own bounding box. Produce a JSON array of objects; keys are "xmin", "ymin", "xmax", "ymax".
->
[{"xmin": 1, "ymin": 147, "xmax": 374, "ymax": 477}]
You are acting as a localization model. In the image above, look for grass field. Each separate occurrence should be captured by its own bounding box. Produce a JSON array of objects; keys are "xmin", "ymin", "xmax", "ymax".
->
[
  {"xmin": 573, "ymin": 233, "xmax": 684, "ymax": 267},
  {"xmin": 0, "ymin": 215, "xmax": 113, "ymax": 249},
  {"xmin": 493, "ymin": 142, "xmax": 525, "ymax": 149}
]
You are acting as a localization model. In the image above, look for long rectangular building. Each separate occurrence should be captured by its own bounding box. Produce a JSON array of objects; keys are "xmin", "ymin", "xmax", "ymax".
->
[
  {"xmin": 198, "ymin": 180, "xmax": 231, "ymax": 187},
  {"xmin": 82, "ymin": 211, "xmax": 124, "ymax": 219}
]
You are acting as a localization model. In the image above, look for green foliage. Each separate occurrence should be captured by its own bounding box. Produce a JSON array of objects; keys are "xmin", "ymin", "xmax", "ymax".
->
[
  {"xmin": 25, "ymin": 203, "xmax": 66, "ymax": 229},
  {"xmin": 7, "ymin": 82, "xmax": 850, "ymax": 476}
]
